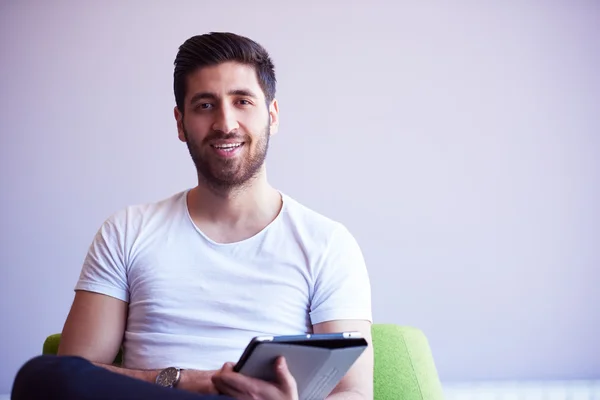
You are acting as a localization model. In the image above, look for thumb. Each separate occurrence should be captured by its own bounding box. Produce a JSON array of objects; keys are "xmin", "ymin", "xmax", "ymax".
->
[
  {"xmin": 221, "ymin": 362, "xmax": 234, "ymax": 372},
  {"xmin": 275, "ymin": 357, "xmax": 296, "ymax": 390}
]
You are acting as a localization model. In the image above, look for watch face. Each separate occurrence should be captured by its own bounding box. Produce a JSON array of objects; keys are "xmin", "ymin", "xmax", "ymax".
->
[{"xmin": 156, "ymin": 367, "xmax": 180, "ymax": 387}]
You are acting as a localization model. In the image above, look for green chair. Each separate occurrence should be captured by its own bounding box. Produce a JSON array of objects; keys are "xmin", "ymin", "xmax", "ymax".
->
[{"xmin": 43, "ymin": 324, "xmax": 444, "ymax": 399}]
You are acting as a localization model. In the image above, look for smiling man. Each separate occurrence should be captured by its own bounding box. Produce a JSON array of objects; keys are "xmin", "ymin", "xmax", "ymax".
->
[{"xmin": 12, "ymin": 32, "xmax": 373, "ymax": 400}]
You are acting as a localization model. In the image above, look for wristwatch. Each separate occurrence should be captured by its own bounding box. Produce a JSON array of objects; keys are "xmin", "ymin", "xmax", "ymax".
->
[{"xmin": 155, "ymin": 367, "xmax": 182, "ymax": 388}]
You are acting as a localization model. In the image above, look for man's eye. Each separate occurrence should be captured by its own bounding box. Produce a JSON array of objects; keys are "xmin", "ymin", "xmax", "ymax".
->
[
  {"xmin": 238, "ymin": 99, "xmax": 251, "ymax": 106},
  {"xmin": 198, "ymin": 103, "xmax": 213, "ymax": 110}
]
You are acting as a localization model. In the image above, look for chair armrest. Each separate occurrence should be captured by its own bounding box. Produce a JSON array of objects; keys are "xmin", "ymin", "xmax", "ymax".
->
[{"xmin": 372, "ymin": 324, "xmax": 444, "ymax": 399}]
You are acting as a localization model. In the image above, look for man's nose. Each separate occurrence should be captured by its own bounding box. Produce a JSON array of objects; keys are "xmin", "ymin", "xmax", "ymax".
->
[{"xmin": 212, "ymin": 104, "xmax": 239, "ymax": 133}]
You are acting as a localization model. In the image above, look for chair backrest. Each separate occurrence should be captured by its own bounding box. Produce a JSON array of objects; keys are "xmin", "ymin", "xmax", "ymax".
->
[
  {"xmin": 44, "ymin": 324, "xmax": 443, "ymax": 399},
  {"xmin": 371, "ymin": 324, "xmax": 444, "ymax": 399}
]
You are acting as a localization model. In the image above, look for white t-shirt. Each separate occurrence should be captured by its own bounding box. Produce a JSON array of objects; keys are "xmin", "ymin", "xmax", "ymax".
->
[{"xmin": 75, "ymin": 190, "xmax": 372, "ymax": 370}]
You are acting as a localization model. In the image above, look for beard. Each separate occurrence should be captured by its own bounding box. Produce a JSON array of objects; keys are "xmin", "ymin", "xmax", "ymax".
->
[{"xmin": 183, "ymin": 122, "xmax": 270, "ymax": 194}]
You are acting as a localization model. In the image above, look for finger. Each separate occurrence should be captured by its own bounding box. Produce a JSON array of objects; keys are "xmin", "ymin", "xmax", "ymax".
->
[
  {"xmin": 274, "ymin": 356, "xmax": 298, "ymax": 392},
  {"xmin": 213, "ymin": 362, "xmax": 234, "ymax": 382},
  {"xmin": 221, "ymin": 362, "xmax": 235, "ymax": 372},
  {"xmin": 213, "ymin": 378, "xmax": 248, "ymax": 400},
  {"xmin": 218, "ymin": 368, "xmax": 262, "ymax": 394}
]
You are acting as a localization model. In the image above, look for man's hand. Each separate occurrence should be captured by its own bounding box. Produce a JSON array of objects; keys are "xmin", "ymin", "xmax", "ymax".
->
[
  {"xmin": 212, "ymin": 357, "xmax": 298, "ymax": 400},
  {"xmin": 178, "ymin": 369, "xmax": 220, "ymax": 395}
]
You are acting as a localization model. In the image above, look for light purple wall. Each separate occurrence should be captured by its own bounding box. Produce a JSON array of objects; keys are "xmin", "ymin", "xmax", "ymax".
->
[{"xmin": 1, "ymin": 0, "xmax": 599, "ymax": 394}]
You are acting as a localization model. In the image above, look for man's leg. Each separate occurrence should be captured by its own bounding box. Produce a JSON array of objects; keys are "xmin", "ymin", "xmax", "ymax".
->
[{"xmin": 12, "ymin": 355, "xmax": 235, "ymax": 400}]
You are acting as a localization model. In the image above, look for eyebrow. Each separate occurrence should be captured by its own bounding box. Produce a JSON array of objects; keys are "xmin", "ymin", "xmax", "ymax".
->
[{"xmin": 189, "ymin": 89, "xmax": 259, "ymax": 104}]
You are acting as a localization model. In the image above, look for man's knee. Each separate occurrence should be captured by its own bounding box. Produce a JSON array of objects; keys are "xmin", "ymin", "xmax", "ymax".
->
[
  {"xmin": 15, "ymin": 354, "xmax": 90, "ymax": 379},
  {"xmin": 12, "ymin": 354, "xmax": 91, "ymax": 399}
]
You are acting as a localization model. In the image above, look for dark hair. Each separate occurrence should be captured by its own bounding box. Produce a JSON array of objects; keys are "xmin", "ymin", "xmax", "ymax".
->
[{"xmin": 173, "ymin": 32, "xmax": 276, "ymax": 113}]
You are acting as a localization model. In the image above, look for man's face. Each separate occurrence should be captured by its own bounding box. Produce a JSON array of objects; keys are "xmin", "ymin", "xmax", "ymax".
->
[{"xmin": 175, "ymin": 61, "xmax": 279, "ymax": 192}]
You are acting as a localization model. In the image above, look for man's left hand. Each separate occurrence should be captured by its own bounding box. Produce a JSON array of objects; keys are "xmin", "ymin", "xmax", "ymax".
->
[{"xmin": 211, "ymin": 356, "xmax": 299, "ymax": 400}]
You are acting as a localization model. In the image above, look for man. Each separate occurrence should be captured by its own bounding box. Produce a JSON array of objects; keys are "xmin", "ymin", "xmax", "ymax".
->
[{"xmin": 12, "ymin": 32, "xmax": 373, "ymax": 400}]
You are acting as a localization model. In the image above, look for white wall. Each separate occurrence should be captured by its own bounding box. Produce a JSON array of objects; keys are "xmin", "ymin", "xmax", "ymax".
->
[{"xmin": 1, "ymin": 0, "xmax": 599, "ymax": 394}]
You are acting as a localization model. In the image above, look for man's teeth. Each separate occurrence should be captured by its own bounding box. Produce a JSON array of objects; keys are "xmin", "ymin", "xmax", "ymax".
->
[{"xmin": 213, "ymin": 143, "xmax": 243, "ymax": 151}]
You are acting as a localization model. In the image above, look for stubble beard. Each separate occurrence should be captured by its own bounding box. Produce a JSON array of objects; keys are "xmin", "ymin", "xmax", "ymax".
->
[{"xmin": 183, "ymin": 123, "xmax": 270, "ymax": 196}]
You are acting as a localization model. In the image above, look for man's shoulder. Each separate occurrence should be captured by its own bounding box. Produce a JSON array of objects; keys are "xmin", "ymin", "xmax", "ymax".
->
[
  {"xmin": 279, "ymin": 193, "xmax": 352, "ymax": 245},
  {"xmin": 103, "ymin": 190, "xmax": 188, "ymax": 230},
  {"xmin": 281, "ymin": 193, "xmax": 341, "ymax": 227}
]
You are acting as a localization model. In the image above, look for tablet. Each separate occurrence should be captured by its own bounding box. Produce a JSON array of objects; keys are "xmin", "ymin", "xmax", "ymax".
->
[{"xmin": 234, "ymin": 332, "xmax": 368, "ymax": 400}]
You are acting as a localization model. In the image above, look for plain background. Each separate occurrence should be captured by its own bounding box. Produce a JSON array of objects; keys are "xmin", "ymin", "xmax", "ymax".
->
[{"xmin": 1, "ymin": 0, "xmax": 599, "ymax": 394}]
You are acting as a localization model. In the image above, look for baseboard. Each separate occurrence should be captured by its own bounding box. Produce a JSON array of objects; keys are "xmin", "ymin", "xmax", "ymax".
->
[{"xmin": 443, "ymin": 379, "xmax": 600, "ymax": 400}]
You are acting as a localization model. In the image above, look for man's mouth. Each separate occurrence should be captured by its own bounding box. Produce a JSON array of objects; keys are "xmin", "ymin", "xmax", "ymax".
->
[
  {"xmin": 210, "ymin": 142, "xmax": 245, "ymax": 156},
  {"xmin": 211, "ymin": 142, "xmax": 244, "ymax": 151}
]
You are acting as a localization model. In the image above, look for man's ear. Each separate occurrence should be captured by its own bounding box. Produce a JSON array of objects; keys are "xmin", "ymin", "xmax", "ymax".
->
[
  {"xmin": 268, "ymin": 99, "xmax": 279, "ymax": 136},
  {"xmin": 174, "ymin": 106, "xmax": 186, "ymax": 142}
]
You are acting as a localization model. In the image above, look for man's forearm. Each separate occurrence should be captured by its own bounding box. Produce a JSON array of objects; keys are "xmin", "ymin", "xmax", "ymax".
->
[
  {"xmin": 92, "ymin": 362, "xmax": 159, "ymax": 382},
  {"xmin": 91, "ymin": 362, "xmax": 217, "ymax": 393}
]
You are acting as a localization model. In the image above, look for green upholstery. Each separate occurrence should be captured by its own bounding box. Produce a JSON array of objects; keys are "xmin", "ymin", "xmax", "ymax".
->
[
  {"xmin": 372, "ymin": 325, "xmax": 444, "ymax": 399},
  {"xmin": 44, "ymin": 324, "xmax": 443, "ymax": 399}
]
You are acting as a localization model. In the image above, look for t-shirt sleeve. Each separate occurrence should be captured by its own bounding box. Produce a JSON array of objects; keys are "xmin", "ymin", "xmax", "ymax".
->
[
  {"xmin": 309, "ymin": 224, "xmax": 372, "ymax": 325},
  {"xmin": 74, "ymin": 213, "xmax": 130, "ymax": 302}
]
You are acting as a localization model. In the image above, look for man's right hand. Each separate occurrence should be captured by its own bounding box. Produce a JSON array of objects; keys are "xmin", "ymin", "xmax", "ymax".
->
[
  {"xmin": 178, "ymin": 369, "xmax": 220, "ymax": 395},
  {"xmin": 211, "ymin": 357, "xmax": 299, "ymax": 400}
]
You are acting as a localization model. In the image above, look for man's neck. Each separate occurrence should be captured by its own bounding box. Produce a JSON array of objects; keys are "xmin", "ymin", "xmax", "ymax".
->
[{"xmin": 187, "ymin": 173, "xmax": 281, "ymax": 228}]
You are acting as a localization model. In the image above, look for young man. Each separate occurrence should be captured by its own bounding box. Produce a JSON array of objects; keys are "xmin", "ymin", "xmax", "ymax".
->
[{"xmin": 12, "ymin": 32, "xmax": 373, "ymax": 400}]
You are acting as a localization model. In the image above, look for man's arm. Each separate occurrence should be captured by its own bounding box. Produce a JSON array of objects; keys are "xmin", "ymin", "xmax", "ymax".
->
[
  {"xmin": 58, "ymin": 291, "xmax": 126, "ymax": 363},
  {"xmin": 57, "ymin": 290, "xmax": 217, "ymax": 393},
  {"xmin": 313, "ymin": 319, "xmax": 374, "ymax": 400}
]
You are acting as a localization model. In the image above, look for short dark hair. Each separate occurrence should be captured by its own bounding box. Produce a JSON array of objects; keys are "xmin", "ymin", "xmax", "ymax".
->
[{"xmin": 173, "ymin": 32, "xmax": 276, "ymax": 113}]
